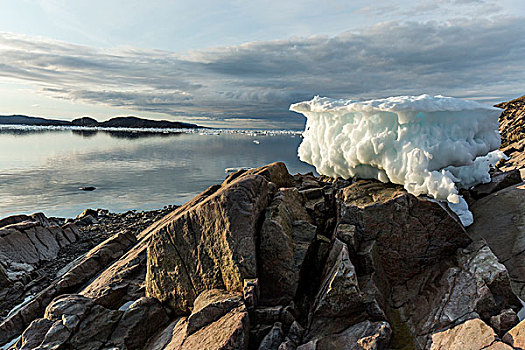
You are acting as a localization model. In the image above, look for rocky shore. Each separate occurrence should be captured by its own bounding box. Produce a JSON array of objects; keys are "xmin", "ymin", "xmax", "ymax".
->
[
  {"xmin": 0, "ymin": 161, "xmax": 523, "ymax": 350},
  {"xmin": 0, "ymin": 97, "xmax": 524, "ymax": 349}
]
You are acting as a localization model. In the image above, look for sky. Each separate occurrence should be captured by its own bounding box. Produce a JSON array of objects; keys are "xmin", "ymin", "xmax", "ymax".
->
[{"xmin": 0, "ymin": 0, "xmax": 524, "ymax": 129}]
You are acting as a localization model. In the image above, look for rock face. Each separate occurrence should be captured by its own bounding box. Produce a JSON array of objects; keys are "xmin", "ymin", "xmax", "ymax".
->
[
  {"xmin": 146, "ymin": 173, "xmax": 270, "ymax": 314},
  {"xmin": 469, "ymin": 182, "xmax": 525, "ymax": 299},
  {"xmin": 496, "ymin": 95, "xmax": 525, "ymax": 171},
  {"xmin": 2, "ymin": 161, "xmax": 524, "ymax": 350}
]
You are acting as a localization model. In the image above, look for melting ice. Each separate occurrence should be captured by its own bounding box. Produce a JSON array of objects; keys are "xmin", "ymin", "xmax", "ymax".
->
[{"xmin": 290, "ymin": 94, "xmax": 504, "ymax": 226}]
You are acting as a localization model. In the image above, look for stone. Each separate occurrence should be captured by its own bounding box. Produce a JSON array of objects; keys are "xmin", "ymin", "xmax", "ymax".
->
[
  {"xmin": 18, "ymin": 318, "xmax": 53, "ymax": 350},
  {"xmin": 76, "ymin": 208, "xmax": 98, "ymax": 219},
  {"xmin": 503, "ymin": 319, "xmax": 525, "ymax": 349},
  {"xmin": 469, "ymin": 169, "xmax": 522, "ymax": 199},
  {"xmin": 389, "ymin": 240, "xmax": 520, "ymax": 349},
  {"xmin": 187, "ymin": 289, "xmax": 243, "ymax": 335},
  {"xmin": 223, "ymin": 161, "xmax": 294, "ymax": 189},
  {"xmin": 491, "ymin": 309, "xmax": 520, "ymax": 336},
  {"xmin": 146, "ymin": 174, "xmax": 270, "ymax": 314},
  {"xmin": 152, "ymin": 306, "xmax": 249, "ymax": 350},
  {"xmin": 258, "ymin": 187, "xmax": 317, "ymax": 305},
  {"xmin": 258, "ymin": 322, "xmax": 284, "ymax": 350},
  {"xmin": 429, "ymin": 318, "xmax": 501, "ymax": 350},
  {"xmin": 338, "ymin": 180, "xmax": 471, "ymax": 286},
  {"xmin": 108, "ymin": 297, "xmax": 170, "ymax": 349},
  {"xmin": 243, "ymin": 278, "xmax": 259, "ymax": 309},
  {"xmin": 298, "ymin": 320, "xmax": 391, "ymax": 350},
  {"xmin": 69, "ymin": 305, "xmax": 122, "ymax": 350},
  {"xmin": 469, "ymin": 182, "xmax": 525, "ymax": 300}
]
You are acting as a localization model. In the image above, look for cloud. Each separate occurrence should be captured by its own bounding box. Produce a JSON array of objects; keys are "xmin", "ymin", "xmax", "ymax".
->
[{"xmin": 0, "ymin": 18, "xmax": 524, "ymax": 128}]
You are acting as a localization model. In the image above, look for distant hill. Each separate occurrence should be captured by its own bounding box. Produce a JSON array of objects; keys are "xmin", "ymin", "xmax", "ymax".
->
[{"xmin": 0, "ymin": 114, "xmax": 204, "ymax": 129}]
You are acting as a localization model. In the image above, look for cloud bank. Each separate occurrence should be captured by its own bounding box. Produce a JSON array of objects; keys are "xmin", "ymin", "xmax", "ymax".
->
[{"xmin": 0, "ymin": 18, "xmax": 524, "ymax": 128}]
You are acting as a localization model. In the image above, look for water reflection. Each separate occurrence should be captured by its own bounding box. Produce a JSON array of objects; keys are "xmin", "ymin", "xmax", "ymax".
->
[
  {"xmin": 0, "ymin": 128, "xmax": 184, "ymax": 140},
  {"xmin": 0, "ymin": 128, "xmax": 313, "ymax": 218}
]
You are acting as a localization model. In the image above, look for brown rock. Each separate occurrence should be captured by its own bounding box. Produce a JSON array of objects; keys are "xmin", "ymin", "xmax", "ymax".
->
[
  {"xmin": 258, "ymin": 187, "xmax": 317, "ymax": 305},
  {"xmin": 146, "ymin": 174, "xmax": 270, "ymax": 314},
  {"xmin": 429, "ymin": 318, "xmax": 504, "ymax": 350},
  {"xmin": 223, "ymin": 161, "xmax": 294, "ymax": 189},
  {"xmin": 18, "ymin": 318, "xmax": 53, "ymax": 350},
  {"xmin": 468, "ymin": 182, "xmax": 525, "ymax": 299},
  {"xmin": 338, "ymin": 180, "xmax": 470, "ymax": 286},
  {"xmin": 469, "ymin": 169, "xmax": 522, "ymax": 199},
  {"xmin": 490, "ymin": 309, "xmax": 519, "ymax": 336},
  {"xmin": 108, "ymin": 297, "xmax": 170, "ymax": 349},
  {"xmin": 187, "ymin": 289, "xmax": 243, "ymax": 335},
  {"xmin": 503, "ymin": 319, "xmax": 525, "ymax": 349}
]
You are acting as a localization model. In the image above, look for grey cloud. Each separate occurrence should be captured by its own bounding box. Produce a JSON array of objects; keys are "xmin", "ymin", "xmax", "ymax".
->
[{"xmin": 0, "ymin": 18, "xmax": 524, "ymax": 128}]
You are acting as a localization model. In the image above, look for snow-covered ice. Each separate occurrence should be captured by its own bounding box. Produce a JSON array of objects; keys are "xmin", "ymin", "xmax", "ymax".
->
[{"xmin": 290, "ymin": 94, "xmax": 504, "ymax": 226}]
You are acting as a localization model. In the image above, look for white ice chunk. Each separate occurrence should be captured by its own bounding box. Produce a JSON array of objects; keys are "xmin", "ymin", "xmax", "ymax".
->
[{"xmin": 290, "ymin": 94, "xmax": 504, "ymax": 226}]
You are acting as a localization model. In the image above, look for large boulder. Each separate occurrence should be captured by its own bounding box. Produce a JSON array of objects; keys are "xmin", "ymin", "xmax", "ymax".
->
[
  {"xmin": 468, "ymin": 182, "xmax": 525, "ymax": 300},
  {"xmin": 258, "ymin": 187, "xmax": 317, "ymax": 305},
  {"xmin": 146, "ymin": 174, "xmax": 270, "ymax": 314},
  {"xmin": 337, "ymin": 180, "xmax": 471, "ymax": 287}
]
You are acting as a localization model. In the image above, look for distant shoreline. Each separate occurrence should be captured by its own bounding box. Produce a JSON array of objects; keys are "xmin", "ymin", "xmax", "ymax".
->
[{"xmin": 0, "ymin": 114, "xmax": 205, "ymax": 129}]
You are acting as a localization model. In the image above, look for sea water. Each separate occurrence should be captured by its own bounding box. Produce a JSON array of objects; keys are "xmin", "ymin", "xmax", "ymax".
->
[{"xmin": 0, "ymin": 126, "xmax": 313, "ymax": 218}]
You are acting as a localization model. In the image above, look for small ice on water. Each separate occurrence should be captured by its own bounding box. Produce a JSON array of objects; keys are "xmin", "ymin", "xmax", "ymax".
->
[{"xmin": 290, "ymin": 94, "xmax": 504, "ymax": 226}]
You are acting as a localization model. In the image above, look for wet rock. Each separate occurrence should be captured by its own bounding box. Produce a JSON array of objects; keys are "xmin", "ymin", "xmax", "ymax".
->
[
  {"xmin": 187, "ymin": 289, "xmax": 243, "ymax": 335},
  {"xmin": 76, "ymin": 209, "xmax": 98, "ymax": 220},
  {"xmin": 469, "ymin": 182, "xmax": 525, "ymax": 300},
  {"xmin": 146, "ymin": 174, "xmax": 270, "ymax": 314},
  {"xmin": 259, "ymin": 187, "xmax": 317, "ymax": 305}
]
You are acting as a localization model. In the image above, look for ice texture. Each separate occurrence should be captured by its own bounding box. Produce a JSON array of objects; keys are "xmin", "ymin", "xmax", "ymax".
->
[{"xmin": 290, "ymin": 94, "xmax": 504, "ymax": 226}]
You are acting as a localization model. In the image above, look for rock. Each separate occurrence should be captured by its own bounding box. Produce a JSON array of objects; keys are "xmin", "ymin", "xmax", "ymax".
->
[
  {"xmin": 18, "ymin": 318, "xmax": 53, "ymax": 350},
  {"xmin": 69, "ymin": 304, "xmax": 122, "ymax": 350},
  {"xmin": 468, "ymin": 182, "xmax": 525, "ymax": 299},
  {"xmin": 149, "ymin": 305, "xmax": 249, "ymax": 350},
  {"xmin": 490, "ymin": 309, "xmax": 519, "ymax": 336},
  {"xmin": 223, "ymin": 161, "xmax": 294, "ymax": 189},
  {"xmin": 338, "ymin": 180, "xmax": 471, "ymax": 286},
  {"xmin": 187, "ymin": 289, "xmax": 243, "ymax": 335},
  {"xmin": 0, "ymin": 229, "xmax": 136, "ymax": 344},
  {"xmin": 258, "ymin": 187, "xmax": 317, "ymax": 305},
  {"xmin": 146, "ymin": 174, "xmax": 270, "ymax": 314},
  {"xmin": 243, "ymin": 278, "xmax": 259, "ymax": 310},
  {"xmin": 390, "ymin": 240, "xmax": 520, "ymax": 348},
  {"xmin": 298, "ymin": 320, "xmax": 391, "ymax": 350},
  {"xmin": 308, "ymin": 239, "xmax": 367, "ymax": 338},
  {"xmin": 75, "ymin": 214, "xmax": 99, "ymax": 226},
  {"xmin": 429, "ymin": 318, "xmax": 511, "ymax": 350},
  {"xmin": 108, "ymin": 297, "xmax": 170, "ymax": 349},
  {"xmin": 259, "ymin": 322, "xmax": 284, "ymax": 350},
  {"xmin": 76, "ymin": 208, "xmax": 98, "ymax": 219},
  {"xmin": 79, "ymin": 186, "xmax": 96, "ymax": 191},
  {"xmin": 503, "ymin": 319, "xmax": 525, "ymax": 349},
  {"xmin": 496, "ymin": 95, "xmax": 525, "ymax": 148},
  {"xmin": 469, "ymin": 169, "xmax": 522, "ymax": 199}
]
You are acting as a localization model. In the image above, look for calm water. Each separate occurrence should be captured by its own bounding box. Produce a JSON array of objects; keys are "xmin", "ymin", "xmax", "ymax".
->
[{"xmin": 0, "ymin": 127, "xmax": 314, "ymax": 218}]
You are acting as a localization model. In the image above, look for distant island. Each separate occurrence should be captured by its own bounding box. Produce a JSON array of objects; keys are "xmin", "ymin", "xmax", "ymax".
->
[{"xmin": 0, "ymin": 114, "xmax": 204, "ymax": 129}]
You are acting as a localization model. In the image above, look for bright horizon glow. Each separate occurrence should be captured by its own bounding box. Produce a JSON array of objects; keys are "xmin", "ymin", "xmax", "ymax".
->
[{"xmin": 0, "ymin": 0, "xmax": 524, "ymax": 128}]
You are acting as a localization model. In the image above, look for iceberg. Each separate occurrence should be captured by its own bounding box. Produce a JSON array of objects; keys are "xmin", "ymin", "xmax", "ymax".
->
[{"xmin": 290, "ymin": 94, "xmax": 504, "ymax": 226}]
